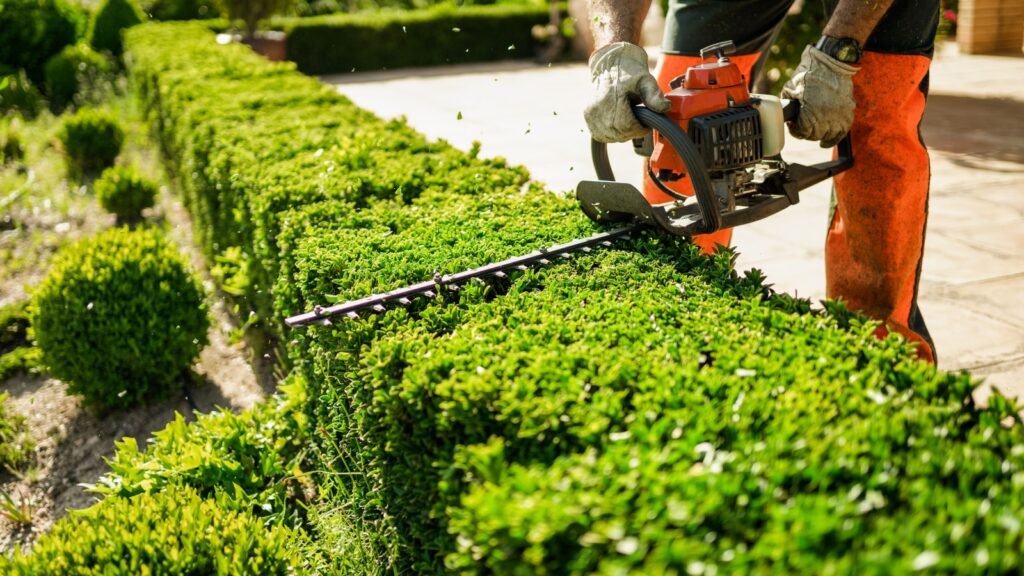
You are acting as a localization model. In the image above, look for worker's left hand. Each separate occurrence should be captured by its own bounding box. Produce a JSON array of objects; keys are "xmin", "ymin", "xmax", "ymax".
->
[{"xmin": 781, "ymin": 45, "xmax": 859, "ymax": 148}]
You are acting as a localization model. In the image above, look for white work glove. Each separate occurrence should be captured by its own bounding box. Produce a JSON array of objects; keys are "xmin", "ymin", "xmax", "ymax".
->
[
  {"xmin": 584, "ymin": 42, "xmax": 671, "ymax": 144},
  {"xmin": 781, "ymin": 45, "xmax": 859, "ymax": 148}
]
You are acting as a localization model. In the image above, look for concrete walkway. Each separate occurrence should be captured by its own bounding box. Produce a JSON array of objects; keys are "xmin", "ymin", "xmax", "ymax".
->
[{"xmin": 322, "ymin": 42, "xmax": 1024, "ymax": 398}]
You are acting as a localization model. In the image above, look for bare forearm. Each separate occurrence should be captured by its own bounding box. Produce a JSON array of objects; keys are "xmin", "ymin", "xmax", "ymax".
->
[
  {"xmin": 823, "ymin": 0, "xmax": 897, "ymax": 44},
  {"xmin": 588, "ymin": 0, "xmax": 652, "ymax": 47}
]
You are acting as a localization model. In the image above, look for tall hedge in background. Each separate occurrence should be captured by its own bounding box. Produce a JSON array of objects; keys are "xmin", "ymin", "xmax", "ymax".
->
[
  {"xmin": 282, "ymin": 4, "xmax": 554, "ymax": 75},
  {"xmin": 125, "ymin": 22, "xmax": 1024, "ymax": 575}
]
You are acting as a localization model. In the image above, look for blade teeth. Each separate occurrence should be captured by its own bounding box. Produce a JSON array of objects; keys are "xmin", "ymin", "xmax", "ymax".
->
[
  {"xmin": 372, "ymin": 304, "xmax": 386, "ymax": 313},
  {"xmin": 539, "ymin": 258, "xmax": 550, "ymax": 265},
  {"xmin": 515, "ymin": 265, "xmax": 528, "ymax": 272},
  {"xmin": 398, "ymin": 297, "xmax": 412, "ymax": 306},
  {"xmin": 600, "ymin": 241, "xmax": 613, "ymax": 247},
  {"xmin": 317, "ymin": 318, "xmax": 333, "ymax": 327},
  {"xmin": 581, "ymin": 246, "xmax": 592, "ymax": 253},
  {"xmin": 346, "ymin": 311, "xmax": 359, "ymax": 320},
  {"xmin": 448, "ymin": 284, "xmax": 460, "ymax": 293},
  {"xmin": 494, "ymin": 271, "xmax": 507, "ymax": 279},
  {"xmin": 424, "ymin": 290, "xmax": 436, "ymax": 299},
  {"xmin": 559, "ymin": 253, "xmax": 572, "ymax": 260}
]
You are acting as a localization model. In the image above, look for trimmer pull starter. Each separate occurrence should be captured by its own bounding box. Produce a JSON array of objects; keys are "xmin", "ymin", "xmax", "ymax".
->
[{"xmin": 285, "ymin": 40, "xmax": 853, "ymax": 328}]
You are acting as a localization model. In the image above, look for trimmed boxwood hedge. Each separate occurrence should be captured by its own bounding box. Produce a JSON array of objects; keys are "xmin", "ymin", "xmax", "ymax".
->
[
  {"xmin": 280, "ymin": 3, "xmax": 556, "ymax": 75},
  {"xmin": 125, "ymin": 22, "xmax": 1024, "ymax": 574}
]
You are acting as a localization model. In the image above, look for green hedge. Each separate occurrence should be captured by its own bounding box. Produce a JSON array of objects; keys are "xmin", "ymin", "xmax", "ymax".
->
[
  {"xmin": 125, "ymin": 22, "xmax": 1024, "ymax": 574},
  {"xmin": 281, "ymin": 4, "xmax": 554, "ymax": 75}
]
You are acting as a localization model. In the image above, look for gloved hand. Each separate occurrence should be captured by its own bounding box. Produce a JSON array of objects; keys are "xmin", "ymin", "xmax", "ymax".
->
[
  {"xmin": 584, "ymin": 42, "xmax": 671, "ymax": 144},
  {"xmin": 781, "ymin": 45, "xmax": 859, "ymax": 148}
]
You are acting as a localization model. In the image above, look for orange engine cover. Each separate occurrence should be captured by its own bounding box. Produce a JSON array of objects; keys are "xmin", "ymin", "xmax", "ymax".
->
[{"xmin": 648, "ymin": 58, "xmax": 752, "ymax": 203}]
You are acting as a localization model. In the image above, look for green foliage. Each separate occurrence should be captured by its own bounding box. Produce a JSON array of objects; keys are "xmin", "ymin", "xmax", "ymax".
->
[
  {"xmin": 57, "ymin": 108, "xmax": 125, "ymax": 177},
  {"xmin": 141, "ymin": 0, "xmax": 219, "ymax": 20},
  {"xmin": 0, "ymin": 0, "xmax": 87, "ymax": 85},
  {"xmin": 0, "ymin": 487, "xmax": 308, "ymax": 575},
  {"xmin": 89, "ymin": 0, "xmax": 146, "ymax": 57},
  {"xmin": 282, "ymin": 3, "xmax": 555, "ymax": 75},
  {"xmin": 94, "ymin": 165, "xmax": 158, "ymax": 221},
  {"xmin": 0, "ymin": 393, "xmax": 34, "ymax": 471},
  {"xmin": 125, "ymin": 23, "xmax": 1022, "ymax": 575},
  {"xmin": 30, "ymin": 227, "xmax": 209, "ymax": 409},
  {"xmin": 0, "ymin": 69, "xmax": 43, "ymax": 119},
  {"xmin": 218, "ymin": 0, "xmax": 293, "ymax": 38},
  {"xmin": 90, "ymin": 375, "xmax": 311, "ymax": 525},
  {"xmin": 1, "ymin": 122, "xmax": 26, "ymax": 163},
  {"xmin": 44, "ymin": 43, "xmax": 116, "ymax": 113}
]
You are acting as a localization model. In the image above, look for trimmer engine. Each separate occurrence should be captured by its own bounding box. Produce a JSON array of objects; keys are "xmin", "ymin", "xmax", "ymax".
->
[{"xmin": 578, "ymin": 40, "xmax": 852, "ymax": 236}]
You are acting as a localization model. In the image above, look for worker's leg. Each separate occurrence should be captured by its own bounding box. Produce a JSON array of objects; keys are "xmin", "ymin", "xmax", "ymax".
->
[
  {"xmin": 654, "ymin": 0, "xmax": 795, "ymax": 253},
  {"xmin": 823, "ymin": 0, "xmax": 940, "ymax": 363}
]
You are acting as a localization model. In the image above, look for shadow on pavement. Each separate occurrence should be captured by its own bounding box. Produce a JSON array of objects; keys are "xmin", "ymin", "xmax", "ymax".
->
[{"xmin": 922, "ymin": 94, "xmax": 1024, "ymax": 165}]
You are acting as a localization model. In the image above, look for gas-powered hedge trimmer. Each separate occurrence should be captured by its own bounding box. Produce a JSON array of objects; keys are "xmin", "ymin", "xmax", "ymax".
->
[{"xmin": 285, "ymin": 41, "xmax": 852, "ymax": 328}]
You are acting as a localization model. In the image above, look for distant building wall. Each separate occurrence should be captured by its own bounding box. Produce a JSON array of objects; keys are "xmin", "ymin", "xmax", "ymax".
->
[{"xmin": 958, "ymin": 0, "xmax": 1024, "ymax": 54}]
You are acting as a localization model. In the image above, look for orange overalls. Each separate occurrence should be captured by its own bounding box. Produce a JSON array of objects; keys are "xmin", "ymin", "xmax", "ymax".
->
[{"xmin": 651, "ymin": 0, "xmax": 939, "ymax": 362}]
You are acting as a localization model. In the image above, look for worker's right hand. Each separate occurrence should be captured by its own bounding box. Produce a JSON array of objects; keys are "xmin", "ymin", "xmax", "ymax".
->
[{"xmin": 584, "ymin": 42, "xmax": 671, "ymax": 144}]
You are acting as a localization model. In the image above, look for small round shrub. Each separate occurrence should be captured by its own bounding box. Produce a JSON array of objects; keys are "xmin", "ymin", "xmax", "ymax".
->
[
  {"xmin": 0, "ymin": 0, "xmax": 87, "ymax": 85},
  {"xmin": 58, "ymin": 108, "xmax": 124, "ymax": 177},
  {"xmin": 89, "ymin": 0, "xmax": 146, "ymax": 58},
  {"xmin": 0, "ymin": 68, "xmax": 44, "ymax": 119},
  {"xmin": 30, "ymin": 227, "xmax": 210, "ymax": 409},
  {"xmin": 0, "ymin": 487, "xmax": 307, "ymax": 575},
  {"xmin": 44, "ymin": 43, "xmax": 115, "ymax": 112},
  {"xmin": 94, "ymin": 165, "xmax": 158, "ymax": 221}
]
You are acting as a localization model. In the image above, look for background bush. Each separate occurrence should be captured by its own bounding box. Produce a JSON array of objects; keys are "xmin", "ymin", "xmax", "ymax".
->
[
  {"xmin": 141, "ymin": 0, "xmax": 219, "ymax": 20},
  {"xmin": 0, "ymin": 69, "xmax": 44, "ymax": 119},
  {"xmin": 0, "ymin": 0, "xmax": 87, "ymax": 85},
  {"xmin": 0, "ymin": 487, "xmax": 308, "ymax": 575},
  {"xmin": 44, "ymin": 44, "xmax": 116, "ymax": 113},
  {"xmin": 30, "ymin": 227, "xmax": 209, "ymax": 409},
  {"xmin": 94, "ymin": 165, "xmax": 158, "ymax": 221},
  {"xmin": 89, "ymin": 0, "xmax": 147, "ymax": 58},
  {"xmin": 57, "ymin": 108, "xmax": 125, "ymax": 177}
]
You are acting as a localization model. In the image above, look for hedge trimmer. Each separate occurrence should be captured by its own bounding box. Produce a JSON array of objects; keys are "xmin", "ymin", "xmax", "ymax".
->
[{"xmin": 285, "ymin": 41, "xmax": 852, "ymax": 328}]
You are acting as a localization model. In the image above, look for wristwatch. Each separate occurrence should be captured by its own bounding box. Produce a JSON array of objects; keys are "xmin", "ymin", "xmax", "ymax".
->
[{"xmin": 815, "ymin": 35, "xmax": 862, "ymax": 64}]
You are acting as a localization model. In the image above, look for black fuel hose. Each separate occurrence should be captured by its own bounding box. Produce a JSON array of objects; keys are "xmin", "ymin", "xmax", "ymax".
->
[{"xmin": 590, "ymin": 104, "xmax": 721, "ymax": 234}]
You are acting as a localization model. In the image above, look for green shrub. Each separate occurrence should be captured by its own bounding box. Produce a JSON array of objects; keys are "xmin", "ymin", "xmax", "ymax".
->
[
  {"xmin": 57, "ymin": 108, "xmax": 125, "ymax": 177},
  {"xmin": 0, "ymin": 487, "xmax": 308, "ymax": 574},
  {"xmin": 1, "ymin": 125, "xmax": 25, "ymax": 164},
  {"xmin": 0, "ymin": 393, "xmax": 34, "ymax": 470},
  {"xmin": 141, "ymin": 0, "xmax": 219, "ymax": 20},
  {"xmin": 44, "ymin": 43, "xmax": 116, "ymax": 112},
  {"xmin": 282, "ymin": 3, "xmax": 556, "ymax": 75},
  {"xmin": 30, "ymin": 227, "xmax": 209, "ymax": 409},
  {"xmin": 0, "ymin": 69, "xmax": 43, "ymax": 119},
  {"xmin": 0, "ymin": 0, "xmax": 87, "ymax": 85},
  {"xmin": 94, "ymin": 165, "xmax": 158, "ymax": 221},
  {"xmin": 89, "ymin": 0, "xmax": 146, "ymax": 58},
  {"xmin": 0, "ymin": 300, "xmax": 40, "ymax": 381},
  {"xmin": 90, "ymin": 375, "xmax": 311, "ymax": 525}
]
